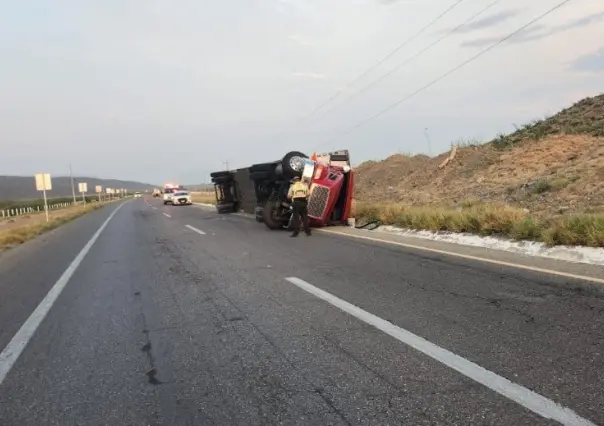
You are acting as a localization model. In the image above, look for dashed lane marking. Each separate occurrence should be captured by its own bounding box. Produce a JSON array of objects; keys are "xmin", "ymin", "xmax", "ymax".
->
[{"xmin": 185, "ymin": 225, "xmax": 206, "ymax": 235}]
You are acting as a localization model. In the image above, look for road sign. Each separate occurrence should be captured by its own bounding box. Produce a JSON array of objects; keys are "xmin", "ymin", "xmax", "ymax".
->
[
  {"xmin": 78, "ymin": 182, "xmax": 88, "ymax": 203},
  {"xmin": 95, "ymin": 185, "xmax": 102, "ymax": 193},
  {"xmin": 34, "ymin": 173, "xmax": 51, "ymax": 222},
  {"xmin": 34, "ymin": 173, "xmax": 52, "ymax": 191}
]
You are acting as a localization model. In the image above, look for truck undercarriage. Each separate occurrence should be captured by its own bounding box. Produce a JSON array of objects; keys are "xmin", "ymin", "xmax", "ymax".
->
[{"xmin": 210, "ymin": 150, "xmax": 354, "ymax": 230}]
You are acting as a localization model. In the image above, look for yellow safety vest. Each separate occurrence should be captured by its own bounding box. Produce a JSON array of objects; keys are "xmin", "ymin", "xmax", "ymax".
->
[{"xmin": 289, "ymin": 181, "xmax": 309, "ymax": 199}]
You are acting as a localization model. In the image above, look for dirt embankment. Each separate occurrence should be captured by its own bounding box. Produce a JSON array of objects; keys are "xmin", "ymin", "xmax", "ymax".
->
[{"xmin": 355, "ymin": 93, "xmax": 604, "ymax": 217}]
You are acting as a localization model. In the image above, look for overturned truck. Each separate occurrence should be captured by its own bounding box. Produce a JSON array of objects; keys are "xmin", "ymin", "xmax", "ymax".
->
[{"xmin": 210, "ymin": 150, "xmax": 354, "ymax": 229}]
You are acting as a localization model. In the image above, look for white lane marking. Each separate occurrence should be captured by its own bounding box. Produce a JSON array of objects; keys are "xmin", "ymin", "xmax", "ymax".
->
[
  {"xmin": 163, "ymin": 213, "xmax": 171, "ymax": 218},
  {"xmin": 185, "ymin": 224, "xmax": 206, "ymax": 235},
  {"xmin": 194, "ymin": 206, "xmax": 603, "ymax": 285},
  {"xmin": 0, "ymin": 203, "xmax": 125, "ymax": 386},
  {"xmin": 152, "ymin": 207, "xmax": 157, "ymax": 210},
  {"xmin": 284, "ymin": 276, "xmax": 596, "ymax": 426},
  {"xmin": 318, "ymin": 229, "xmax": 604, "ymax": 286}
]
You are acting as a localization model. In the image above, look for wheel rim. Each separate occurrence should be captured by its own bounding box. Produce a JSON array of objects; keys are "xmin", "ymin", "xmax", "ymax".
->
[{"xmin": 289, "ymin": 156, "xmax": 305, "ymax": 172}]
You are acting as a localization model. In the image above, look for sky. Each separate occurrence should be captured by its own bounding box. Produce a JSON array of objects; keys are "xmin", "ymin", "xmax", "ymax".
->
[{"xmin": 1, "ymin": 0, "xmax": 603, "ymax": 185}]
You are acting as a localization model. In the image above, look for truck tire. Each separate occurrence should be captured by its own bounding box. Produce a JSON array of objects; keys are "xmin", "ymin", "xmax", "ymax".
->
[
  {"xmin": 262, "ymin": 200, "xmax": 285, "ymax": 230},
  {"xmin": 210, "ymin": 171, "xmax": 231, "ymax": 178},
  {"xmin": 211, "ymin": 175, "xmax": 232, "ymax": 185},
  {"xmin": 216, "ymin": 202, "xmax": 235, "ymax": 214},
  {"xmin": 281, "ymin": 151, "xmax": 308, "ymax": 178}
]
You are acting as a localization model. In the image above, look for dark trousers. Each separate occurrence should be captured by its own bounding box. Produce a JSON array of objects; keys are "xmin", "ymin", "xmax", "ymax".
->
[{"xmin": 291, "ymin": 198, "xmax": 310, "ymax": 235}]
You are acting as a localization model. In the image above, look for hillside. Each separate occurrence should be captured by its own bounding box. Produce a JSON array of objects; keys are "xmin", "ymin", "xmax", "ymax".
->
[
  {"xmin": 355, "ymin": 93, "xmax": 604, "ymax": 216},
  {"xmin": 0, "ymin": 176, "xmax": 156, "ymax": 201}
]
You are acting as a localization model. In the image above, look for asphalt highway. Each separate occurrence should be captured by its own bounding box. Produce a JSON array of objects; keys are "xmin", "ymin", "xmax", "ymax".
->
[{"xmin": 0, "ymin": 197, "xmax": 603, "ymax": 425}]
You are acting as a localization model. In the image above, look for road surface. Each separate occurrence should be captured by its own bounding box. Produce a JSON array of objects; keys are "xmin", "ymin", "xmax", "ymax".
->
[{"xmin": 0, "ymin": 198, "xmax": 603, "ymax": 425}]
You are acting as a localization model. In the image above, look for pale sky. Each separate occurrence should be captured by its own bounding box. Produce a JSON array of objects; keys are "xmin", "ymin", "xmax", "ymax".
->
[{"xmin": 1, "ymin": 0, "xmax": 603, "ymax": 185}]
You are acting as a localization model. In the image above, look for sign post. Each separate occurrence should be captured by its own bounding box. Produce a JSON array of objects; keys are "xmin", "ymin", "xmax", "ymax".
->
[
  {"xmin": 34, "ymin": 173, "xmax": 52, "ymax": 222},
  {"xmin": 95, "ymin": 185, "xmax": 102, "ymax": 202},
  {"xmin": 106, "ymin": 188, "xmax": 112, "ymax": 200},
  {"xmin": 78, "ymin": 182, "xmax": 88, "ymax": 203}
]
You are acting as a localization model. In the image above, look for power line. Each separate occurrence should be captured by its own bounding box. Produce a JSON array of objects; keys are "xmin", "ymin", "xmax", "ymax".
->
[
  {"xmin": 307, "ymin": 0, "xmax": 504, "ymax": 125},
  {"xmin": 295, "ymin": 0, "xmax": 466, "ymax": 125},
  {"xmin": 314, "ymin": 0, "xmax": 573, "ymax": 151},
  {"xmin": 262, "ymin": 0, "xmax": 467, "ymax": 144}
]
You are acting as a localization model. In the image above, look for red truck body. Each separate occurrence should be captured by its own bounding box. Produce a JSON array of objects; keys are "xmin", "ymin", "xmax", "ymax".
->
[{"xmin": 298, "ymin": 150, "xmax": 354, "ymax": 227}]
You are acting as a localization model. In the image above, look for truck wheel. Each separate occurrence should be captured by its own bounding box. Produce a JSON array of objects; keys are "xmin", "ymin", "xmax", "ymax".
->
[
  {"xmin": 210, "ymin": 171, "xmax": 231, "ymax": 178},
  {"xmin": 211, "ymin": 175, "xmax": 233, "ymax": 185},
  {"xmin": 281, "ymin": 151, "xmax": 308, "ymax": 178},
  {"xmin": 262, "ymin": 201, "xmax": 285, "ymax": 230},
  {"xmin": 216, "ymin": 202, "xmax": 235, "ymax": 214}
]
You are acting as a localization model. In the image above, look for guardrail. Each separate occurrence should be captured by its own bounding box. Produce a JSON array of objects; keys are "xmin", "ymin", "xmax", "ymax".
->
[{"xmin": 0, "ymin": 195, "xmax": 131, "ymax": 219}]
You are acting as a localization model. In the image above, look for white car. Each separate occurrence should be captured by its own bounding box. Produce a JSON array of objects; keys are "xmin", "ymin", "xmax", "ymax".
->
[
  {"xmin": 134, "ymin": 192, "xmax": 142, "ymax": 198},
  {"xmin": 170, "ymin": 191, "xmax": 192, "ymax": 206},
  {"xmin": 163, "ymin": 188, "xmax": 176, "ymax": 204}
]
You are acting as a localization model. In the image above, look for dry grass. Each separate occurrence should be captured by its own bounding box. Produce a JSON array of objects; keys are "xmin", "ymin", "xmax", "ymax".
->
[
  {"xmin": 190, "ymin": 191, "xmax": 216, "ymax": 205},
  {"xmin": 353, "ymin": 201, "xmax": 604, "ymax": 247},
  {"xmin": 350, "ymin": 93, "xmax": 604, "ymax": 246},
  {"xmin": 354, "ymin": 93, "xmax": 604, "ymax": 215},
  {"xmin": 187, "ymin": 184, "xmax": 604, "ymax": 247},
  {"xmin": 0, "ymin": 202, "xmax": 110, "ymax": 251}
]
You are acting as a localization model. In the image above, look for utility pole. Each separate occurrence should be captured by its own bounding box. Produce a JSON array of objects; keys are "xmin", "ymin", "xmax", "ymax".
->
[
  {"xmin": 223, "ymin": 161, "xmax": 229, "ymax": 171},
  {"xmin": 69, "ymin": 164, "xmax": 77, "ymax": 203},
  {"xmin": 423, "ymin": 128, "xmax": 433, "ymax": 156}
]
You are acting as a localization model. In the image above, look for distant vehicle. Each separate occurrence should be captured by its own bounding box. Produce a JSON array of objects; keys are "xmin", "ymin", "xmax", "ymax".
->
[
  {"xmin": 162, "ymin": 183, "xmax": 186, "ymax": 204},
  {"xmin": 171, "ymin": 191, "xmax": 192, "ymax": 206},
  {"xmin": 152, "ymin": 189, "xmax": 161, "ymax": 198},
  {"xmin": 134, "ymin": 192, "xmax": 142, "ymax": 198}
]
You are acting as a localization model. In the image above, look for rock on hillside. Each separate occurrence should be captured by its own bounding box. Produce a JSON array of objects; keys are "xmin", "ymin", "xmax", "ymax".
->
[{"xmin": 354, "ymin": 93, "xmax": 604, "ymax": 215}]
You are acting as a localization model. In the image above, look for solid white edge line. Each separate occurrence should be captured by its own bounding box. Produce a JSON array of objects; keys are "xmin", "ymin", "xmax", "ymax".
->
[
  {"xmin": 317, "ymin": 229, "xmax": 604, "ymax": 286},
  {"xmin": 185, "ymin": 224, "xmax": 206, "ymax": 235},
  {"xmin": 191, "ymin": 205, "xmax": 604, "ymax": 286},
  {"xmin": 0, "ymin": 203, "xmax": 126, "ymax": 386},
  {"xmin": 163, "ymin": 213, "xmax": 171, "ymax": 218},
  {"xmin": 284, "ymin": 276, "xmax": 597, "ymax": 426}
]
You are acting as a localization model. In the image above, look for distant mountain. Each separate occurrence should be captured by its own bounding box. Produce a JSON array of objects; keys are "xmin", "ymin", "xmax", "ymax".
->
[{"xmin": 0, "ymin": 175, "xmax": 157, "ymax": 201}]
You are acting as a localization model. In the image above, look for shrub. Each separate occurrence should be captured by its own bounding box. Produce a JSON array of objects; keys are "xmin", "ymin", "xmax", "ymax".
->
[{"xmin": 354, "ymin": 201, "xmax": 604, "ymax": 247}]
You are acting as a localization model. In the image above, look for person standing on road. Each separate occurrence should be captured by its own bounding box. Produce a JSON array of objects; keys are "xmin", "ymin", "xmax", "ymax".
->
[{"xmin": 287, "ymin": 176, "xmax": 311, "ymax": 237}]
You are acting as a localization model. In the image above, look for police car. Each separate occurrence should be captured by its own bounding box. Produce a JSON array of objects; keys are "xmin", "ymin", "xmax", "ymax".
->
[{"xmin": 170, "ymin": 190, "xmax": 192, "ymax": 206}]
